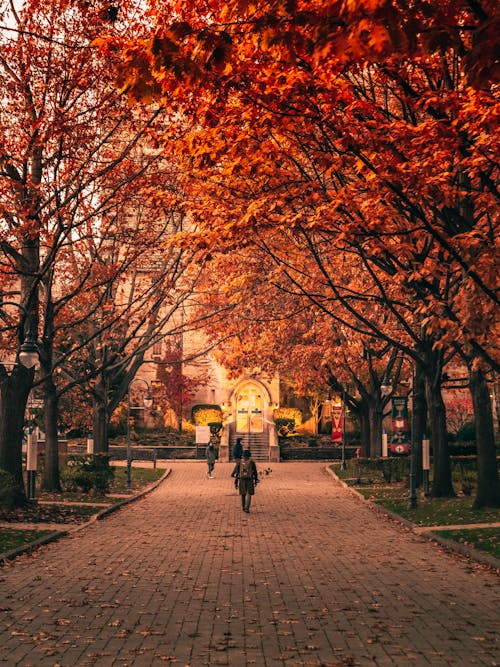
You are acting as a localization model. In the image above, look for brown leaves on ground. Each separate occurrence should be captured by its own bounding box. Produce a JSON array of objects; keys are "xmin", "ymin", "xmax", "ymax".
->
[{"xmin": 0, "ymin": 503, "xmax": 99, "ymax": 524}]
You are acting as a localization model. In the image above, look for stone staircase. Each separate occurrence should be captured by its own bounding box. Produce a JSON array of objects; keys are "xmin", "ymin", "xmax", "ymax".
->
[{"xmin": 229, "ymin": 432, "xmax": 270, "ymax": 461}]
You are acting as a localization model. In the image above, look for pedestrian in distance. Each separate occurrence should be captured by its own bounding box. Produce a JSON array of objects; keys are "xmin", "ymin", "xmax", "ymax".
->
[
  {"xmin": 206, "ymin": 442, "xmax": 217, "ymax": 478},
  {"xmin": 232, "ymin": 437, "xmax": 243, "ymax": 488},
  {"xmin": 231, "ymin": 449, "xmax": 259, "ymax": 513}
]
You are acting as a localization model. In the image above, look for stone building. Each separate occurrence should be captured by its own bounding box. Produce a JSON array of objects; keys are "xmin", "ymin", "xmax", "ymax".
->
[{"xmin": 138, "ymin": 325, "xmax": 281, "ymax": 462}]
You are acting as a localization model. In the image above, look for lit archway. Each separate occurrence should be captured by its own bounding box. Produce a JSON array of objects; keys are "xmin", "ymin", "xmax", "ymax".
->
[{"xmin": 233, "ymin": 380, "xmax": 272, "ymax": 435}]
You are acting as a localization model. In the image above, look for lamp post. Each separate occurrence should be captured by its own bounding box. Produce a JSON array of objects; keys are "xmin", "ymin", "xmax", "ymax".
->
[
  {"xmin": 341, "ymin": 391, "xmax": 348, "ymax": 471},
  {"xmin": 0, "ymin": 301, "xmax": 39, "ymax": 369},
  {"xmin": 126, "ymin": 378, "xmax": 153, "ymax": 488},
  {"xmin": 380, "ymin": 356, "xmax": 417, "ymax": 509},
  {"xmin": 0, "ymin": 299, "xmax": 40, "ymax": 499}
]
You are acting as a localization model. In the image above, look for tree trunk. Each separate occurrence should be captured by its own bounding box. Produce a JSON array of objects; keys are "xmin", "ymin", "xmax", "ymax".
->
[
  {"xmin": 469, "ymin": 367, "xmax": 500, "ymax": 509},
  {"xmin": 92, "ymin": 397, "xmax": 109, "ymax": 453},
  {"xmin": 412, "ymin": 362, "xmax": 427, "ymax": 486},
  {"xmin": 493, "ymin": 373, "xmax": 500, "ymax": 439},
  {"xmin": 368, "ymin": 400, "xmax": 383, "ymax": 458},
  {"xmin": 41, "ymin": 376, "xmax": 61, "ymax": 492},
  {"xmin": 425, "ymin": 376, "xmax": 454, "ymax": 497},
  {"xmin": 0, "ymin": 364, "xmax": 34, "ymax": 505},
  {"xmin": 353, "ymin": 405, "xmax": 370, "ymax": 457}
]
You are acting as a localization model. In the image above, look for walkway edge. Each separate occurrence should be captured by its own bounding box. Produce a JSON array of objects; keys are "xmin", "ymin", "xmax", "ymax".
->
[
  {"xmin": 0, "ymin": 529, "xmax": 69, "ymax": 566},
  {"xmin": 0, "ymin": 468, "xmax": 172, "ymax": 566},
  {"xmin": 326, "ymin": 466, "xmax": 500, "ymax": 572}
]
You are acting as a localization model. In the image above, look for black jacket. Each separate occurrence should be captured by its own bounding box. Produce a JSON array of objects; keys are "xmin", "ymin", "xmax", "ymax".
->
[{"xmin": 232, "ymin": 442, "xmax": 243, "ymax": 460}]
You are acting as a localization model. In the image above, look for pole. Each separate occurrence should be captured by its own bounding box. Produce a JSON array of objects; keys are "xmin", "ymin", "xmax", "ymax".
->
[
  {"xmin": 341, "ymin": 392, "xmax": 347, "ymax": 470},
  {"xmin": 26, "ymin": 425, "xmax": 37, "ymax": 500},
  {"xmin": 86, "ymin": 431, "xmax": 94, "ymax": 454},
  {"xmin": 247, "ymin": 394, "xmax": 252, "ymax": 451},
  {"xmin": 126, "ymin": 390, "xmax": 132, "ymax": 488},
  {"xmin": 408, "ymin": 361, "xmax": 417, "ymax": 509},
  {"xmin": 125, "ymin": 378, "xmax": 153, "ymax": 488},
  {"xmin": 422, "ymin": 434, "xmax": 430, "ymax": 496}
]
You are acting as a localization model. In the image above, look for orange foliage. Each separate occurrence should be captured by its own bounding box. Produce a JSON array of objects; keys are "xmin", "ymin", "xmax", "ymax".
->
[{"xmin": 97, "ymin": 1, "xmax": 499, "ymax": 373}]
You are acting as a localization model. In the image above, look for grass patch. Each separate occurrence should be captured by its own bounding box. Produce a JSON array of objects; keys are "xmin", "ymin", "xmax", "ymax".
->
[
  {"xmin": 0, "ymin": 528, "xmax": 54, "ymax": 553},
  {"xmin": 434, "ymin": 528, "xmax": 500, "ymax": 560},
  {"xmin": 37, "ymin": 465, "xmax": 165, "ymax": 504},
  {"xmin": 354, "ymin": 486, "xmax": 500, "ymax": 526},
  {"xmin": 332, "ymin": 462, "xmax": 500, "ymax": 561},
  {"xmin": 371, "ymin": 493, "xmax": 500, "ymax": 527},
  {"xmin": 110, "ymin": 466, "xmax": 165, "ymax": 493},
  {"xmin": 0, "ymin": 466, "xmax": 167, "ymax": 556}
]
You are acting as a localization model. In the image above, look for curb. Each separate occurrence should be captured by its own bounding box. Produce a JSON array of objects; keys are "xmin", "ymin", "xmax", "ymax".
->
[
  {"xmin": 326, "ymin": 465, "xmax": 500, "ymax": 572},
  {"xmin": 0, "ymin": 529, "xmax": 69, "ymax": 566},
  {"xmin": 0, "ymin": 468, "xmax": 172, "ymax": 566}
]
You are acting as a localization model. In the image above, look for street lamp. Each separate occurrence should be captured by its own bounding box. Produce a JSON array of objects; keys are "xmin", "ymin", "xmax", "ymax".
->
[
  {"xmin": 380, "ymin": 358, "xmax": 417, "ymax": 509},
  {"xmin": 0, "ymin": 301, "xmax": 40, "ymax": 368},
  {"xmin": 0, "ymin": 299, "xmax": 40, "ymax": 499},
  {"xmin": 126, "ymin": 378, "xmax": 153, "ymax": 488}
]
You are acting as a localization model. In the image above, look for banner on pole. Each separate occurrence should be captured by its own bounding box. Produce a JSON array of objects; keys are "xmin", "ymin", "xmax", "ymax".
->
[
  {"xmin": 390, "ymin": 396, "xmax": 410, "ymax": 454},
  {"xmin": 26, "ymin": 427, "xmax": 38, "ymax": 471},
  {"xmin": 331, "ymin": 397, "xmax": 344, "ymax": 444}
]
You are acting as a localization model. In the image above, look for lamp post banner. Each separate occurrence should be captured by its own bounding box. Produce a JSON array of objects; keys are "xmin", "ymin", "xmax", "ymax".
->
[
  {"xmin": 26, "ymin": 427, "xmax": 38, "ymax": 471},
  {"xmin": 390, "ymin": 396, "xmax": 410, "ymax": 453},
  {"xmin": 332, "ymin": 403, "xmax": 344, "ymax": 443}
]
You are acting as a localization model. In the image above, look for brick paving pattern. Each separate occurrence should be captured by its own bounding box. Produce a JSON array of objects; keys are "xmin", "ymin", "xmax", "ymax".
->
[{"xmin": 0, "ymin": 461, "xmax": 499, "ymax": 666}]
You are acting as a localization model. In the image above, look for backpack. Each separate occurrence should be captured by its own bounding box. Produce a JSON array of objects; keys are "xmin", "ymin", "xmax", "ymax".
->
[{"xmin": 239, "ymin": 459, "xmax": 252, "ymax": 479}]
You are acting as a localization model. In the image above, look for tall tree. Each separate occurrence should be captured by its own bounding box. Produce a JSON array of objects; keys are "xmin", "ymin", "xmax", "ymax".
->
[{"xmin": 0, "ymin": 0, "xmax": 184, "ymax": 500}]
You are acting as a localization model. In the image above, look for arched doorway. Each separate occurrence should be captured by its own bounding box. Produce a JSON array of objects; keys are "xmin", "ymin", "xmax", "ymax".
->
[{"xmin": 236, "ymin": 384, "xmax": 264, "ymax": 434}]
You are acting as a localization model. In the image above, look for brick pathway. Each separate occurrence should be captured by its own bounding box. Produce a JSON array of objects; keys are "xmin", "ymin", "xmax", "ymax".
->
[{"xmin": 0, "ymin": 462, "xmax": 498, "ymax": 667}]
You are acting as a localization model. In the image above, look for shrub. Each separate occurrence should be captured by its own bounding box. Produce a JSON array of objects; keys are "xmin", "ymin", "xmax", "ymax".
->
[
  {"xmin": 342, "ymin": 457, "xmax": 409, "ymax": 485},
  {"xmin": 181, "ymin": 419, "xmax": 196, "ymax": 434},
  {"xmin": 274, "ymin": 407, "xmax": 302, "ymax": 426},
  {"xmin": 274, "ymin": 407, "xmax": 302, "ymax": 437},
  {"xmin": 61, "ymin": 454, "xmax": 114, "ymax": 494},
  {"xmin": 373, "ymin": 458, "xmax": 408, "ymax": 484},
  {"xmin": 456, "ymin": 422, "xmax": 476, "ymax": 442},
  {"xmin": 0, "ymin": 469, "xmax": 26, "ymax": 509},
  {"xmin": 449, "ymin": 442, "xmax": 477, "ymax": 456},
  {"xmin": 208, "ymin": 421, "xmax": 222, "ymax": 436},
  {"xmin": 191, "ymin": 405, "xmax": 222, "ymax": 426},
  {"xmin": 275, "ymin": 418, "xmax": 295, "ymax": 437}
]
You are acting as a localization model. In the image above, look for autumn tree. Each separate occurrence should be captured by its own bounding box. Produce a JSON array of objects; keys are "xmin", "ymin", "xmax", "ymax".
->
[
  {"xmin": 0, "ymin": 0, "xmax": 196, "ymax": 500},
  {"xmin": 95, "ymin": 0, "xmax": 498, "ymax": 504}
]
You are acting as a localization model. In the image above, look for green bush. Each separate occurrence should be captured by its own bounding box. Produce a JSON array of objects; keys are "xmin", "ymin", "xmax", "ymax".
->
[
  {"xmin": 449, "ymin": 442, "xmax": 477, "ymax": 456},
  {"xmin": 275, "ymin": 417, "xmax": 295, "ymax": 437},
  {"xmin": 456, "ymin": 422, "xmax": 476, "ymax": 442},
  {"xmin": 342, "ymin": 457, "xmax": 409, "ymax": 485},
  {"xmin": 373, "ymin": 458, "xmax": 408, "ymax": 483},
  {"xmin": 0, "ymin": 469, "xmax": 26, "ymax": 509},
  {"xmin": 61, "ymin": 454, "xmax": 114, "ymax": 494}
]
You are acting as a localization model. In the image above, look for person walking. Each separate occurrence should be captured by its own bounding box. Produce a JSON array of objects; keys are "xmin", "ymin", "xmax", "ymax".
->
[
  {"xmin": 206, "ymin": 442, "xmax": 217, "ymax": 478},
  {"xmin": 232, "ymin": 437, "xmax": 243, "ymax": 488},
  {"xmin": 231, "ymin": 449, "xmax": 259, "ymax": 512}
]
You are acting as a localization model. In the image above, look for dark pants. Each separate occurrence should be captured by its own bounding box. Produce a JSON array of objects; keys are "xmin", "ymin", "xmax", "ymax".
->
[{"xmin": 239, "ymin": 478, "xmax": 255, "ymax": 511}]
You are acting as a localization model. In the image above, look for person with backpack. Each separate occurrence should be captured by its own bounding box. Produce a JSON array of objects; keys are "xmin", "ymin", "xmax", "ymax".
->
[{"xmin": 231, "ymin": 449, "xmax": 259, "ymax": 513}]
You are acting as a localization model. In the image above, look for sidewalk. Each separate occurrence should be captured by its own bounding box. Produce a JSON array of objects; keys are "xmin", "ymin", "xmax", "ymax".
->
[{"xmin": 0, "ymin": 461, "xmax": 498, "ymax": 666}]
